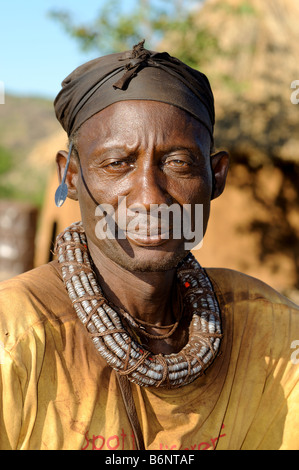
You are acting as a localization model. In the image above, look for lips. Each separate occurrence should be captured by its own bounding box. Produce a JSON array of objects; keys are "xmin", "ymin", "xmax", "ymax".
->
[
  {"xmin": 126, "ymin": 232, "xmax": 169, "ymax": 246},
  {"xmin": 125, "ymin": 227, "xmax": 171, "ymax": 246},
  {"xmin": 114, "ymin": 205, "xmax": 181, "ymax": 246}
]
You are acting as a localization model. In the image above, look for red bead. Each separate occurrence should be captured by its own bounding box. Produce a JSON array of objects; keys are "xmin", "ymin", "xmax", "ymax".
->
[{"xmin": 184, "ymin": 281, "xmax": 191, "ymax": 288}]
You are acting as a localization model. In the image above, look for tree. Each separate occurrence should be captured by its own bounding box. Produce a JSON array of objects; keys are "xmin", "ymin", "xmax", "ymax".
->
[{"xmin": 48, "ymin": 0, "xmax": 215, "ymax": 67}]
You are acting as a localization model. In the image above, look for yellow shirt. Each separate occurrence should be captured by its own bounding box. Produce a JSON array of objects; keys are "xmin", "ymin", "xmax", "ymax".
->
[{"xmin": 0, "ymin": 261, "xmax": 298, "ymax": 450}]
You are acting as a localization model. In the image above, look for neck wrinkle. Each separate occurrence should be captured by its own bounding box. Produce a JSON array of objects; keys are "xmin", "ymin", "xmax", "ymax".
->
[{"xmin": 88, "ymin": 240, "xmax": 178, "ymax": 326}]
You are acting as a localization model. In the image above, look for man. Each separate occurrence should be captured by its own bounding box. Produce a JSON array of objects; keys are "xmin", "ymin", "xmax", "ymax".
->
[{"xmin": 0, "ymin": 41, "xmax": 298, "ymax": 450}]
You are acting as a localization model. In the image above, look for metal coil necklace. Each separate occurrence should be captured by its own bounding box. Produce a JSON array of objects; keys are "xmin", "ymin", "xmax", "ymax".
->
[{"xmin": 55, "ymin": 222, "xmax": 222, "ymax": 389}]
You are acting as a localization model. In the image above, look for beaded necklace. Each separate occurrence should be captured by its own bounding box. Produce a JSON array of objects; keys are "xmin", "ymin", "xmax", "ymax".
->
[{"xmin": 55, "ymin": 222, "xmax": 222, "ymax": 388}]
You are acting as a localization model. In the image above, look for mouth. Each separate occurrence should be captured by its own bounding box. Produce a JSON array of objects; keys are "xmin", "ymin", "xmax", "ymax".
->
[{"xmin": 125, "ymin": 230, "xmax": 171, "ymax": 247}]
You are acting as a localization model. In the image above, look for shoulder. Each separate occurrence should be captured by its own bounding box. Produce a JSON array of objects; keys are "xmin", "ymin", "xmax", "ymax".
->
[
  {"xmin": 205, "ymin": 267, "xmax": 299, "ymax": 311},
  {"xmin": 205, "ymin": 267, "xmax": 299, "ymax": 361},
  {"xmin": 204, "ymin": 268, "xmax": 299, "ymax": 450},
  {"xmin": 0, "ymin": 261, "xmax": 73, "ymax": 350}
]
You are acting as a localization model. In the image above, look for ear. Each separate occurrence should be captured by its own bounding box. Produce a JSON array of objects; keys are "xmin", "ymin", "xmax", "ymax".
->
[
  {"xmin": 56, "ymin": 150, "xmax": 79, "ymax": 201},
  {"xmin": 210, "ymin": 150, "xmax": 229, "ymax": 200}
]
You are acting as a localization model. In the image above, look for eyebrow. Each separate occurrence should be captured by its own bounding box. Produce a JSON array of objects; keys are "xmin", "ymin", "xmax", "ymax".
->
[
  {"xmin": 87, "ymin": 141, "xmax": 206, "ymax": 163},
  {"xmin": 162, "ymin": 145, "xmax": 205, "ymax": 160},
  {"xmin": 88, "ymin": 146, "xmax": 132, "ymax": 160}
]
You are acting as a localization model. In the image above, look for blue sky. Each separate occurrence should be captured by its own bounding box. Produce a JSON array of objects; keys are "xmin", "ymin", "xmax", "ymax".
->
[{"xmin": 0, "ymin": 0, "xmax": 132, "ymax": 99}]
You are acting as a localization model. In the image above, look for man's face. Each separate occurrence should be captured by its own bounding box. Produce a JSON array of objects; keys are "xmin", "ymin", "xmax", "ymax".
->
[{"xmin": 59, "ymin": 100, "xmax": 228, "ymax": 272}]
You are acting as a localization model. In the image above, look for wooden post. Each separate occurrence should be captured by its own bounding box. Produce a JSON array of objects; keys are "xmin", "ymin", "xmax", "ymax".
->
[{"xmin": 0, "ymin": 200, "xmax": 38, "ymax": 281}]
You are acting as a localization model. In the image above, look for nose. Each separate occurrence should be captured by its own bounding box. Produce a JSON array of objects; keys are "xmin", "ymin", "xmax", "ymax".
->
[{"xmin": 128, "ymin": 163, "xmax": 172, "ymax": 211}]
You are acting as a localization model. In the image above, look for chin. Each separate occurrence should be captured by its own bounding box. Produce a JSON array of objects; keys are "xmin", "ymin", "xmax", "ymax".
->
[
  {"xmin": 105, "ymin": 243, "xmax": 189, "ymax": 273},
  {"xmin": 126, "ymin": 254, "xmax": 188, "ymax": 272}
]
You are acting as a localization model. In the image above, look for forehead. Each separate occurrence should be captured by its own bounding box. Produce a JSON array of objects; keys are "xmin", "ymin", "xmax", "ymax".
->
[{"xmin": 76, "ymin": 100, "xmax": 211, "ymax": 153}]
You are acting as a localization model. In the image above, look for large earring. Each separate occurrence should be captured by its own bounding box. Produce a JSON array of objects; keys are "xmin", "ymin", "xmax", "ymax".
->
[{"xmin": 55, "ymin": 142, "xmax": 73, "ymax": 207}]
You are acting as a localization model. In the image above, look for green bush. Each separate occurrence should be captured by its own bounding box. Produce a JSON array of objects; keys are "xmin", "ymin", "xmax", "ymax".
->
[{"xmin": 0, "ymin": 146, "xmax": 13, "ymax": 175}]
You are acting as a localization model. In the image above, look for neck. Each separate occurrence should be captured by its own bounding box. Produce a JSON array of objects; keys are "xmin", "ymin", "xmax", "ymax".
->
[{"xmin": 88, "ymin": 240, "xmax": 178, "ymax": 327}]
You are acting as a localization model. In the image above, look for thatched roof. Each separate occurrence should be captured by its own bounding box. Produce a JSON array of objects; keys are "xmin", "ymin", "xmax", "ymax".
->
[{"xmin": 167, "ymin": 0, "xmax": 299, "ymax": 166}]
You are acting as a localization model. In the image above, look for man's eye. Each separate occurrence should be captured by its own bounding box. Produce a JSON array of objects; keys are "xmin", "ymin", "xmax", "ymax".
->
[
  {"xmin": 109, "ymin": 161, "xmax": 125, "ymax": 167},
  {"xmin": 164, "ymin": 159, "xmax": 189, "ymax": 167},
  {"xmin": 106, "ymin": 160, "xmax": 134, "ymax": 169},
  {"xmin": 170, "ymin": 160, "xmax": 186, "ymax": 166}
]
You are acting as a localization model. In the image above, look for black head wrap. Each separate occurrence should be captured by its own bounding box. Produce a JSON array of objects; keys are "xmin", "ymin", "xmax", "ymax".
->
[{"xmin": 54, "ymin": 40, "xmax": 215, "ymax": 141}]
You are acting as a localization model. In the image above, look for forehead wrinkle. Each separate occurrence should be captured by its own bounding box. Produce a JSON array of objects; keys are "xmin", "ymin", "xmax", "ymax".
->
[{"xmin": 77, "ymin": 101, "xmax": 212, "ymax": 162}]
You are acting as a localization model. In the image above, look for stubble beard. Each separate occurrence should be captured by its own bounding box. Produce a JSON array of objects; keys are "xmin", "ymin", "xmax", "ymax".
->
[{"xmin": 96, "ymin": 240, "xmax": 190, "ymax": 273}]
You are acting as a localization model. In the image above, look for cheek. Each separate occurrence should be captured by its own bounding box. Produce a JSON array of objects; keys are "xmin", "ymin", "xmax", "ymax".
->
[
  {"xmin": 77, "ymin": 170, "xmax": 117, "ymax": 210},
  {"xmin": 173, "ymin": 176, "xmax": 213, "ymax": 234},
  {"xmin": 76, "ymin": 176, "xmax": 100, "ymax": 239},
  {"xmin": 170, "ymin": 172, "xmax": 213, "ymax": 205},
  {"xmin": 77, "ymin": 172, "xmax": 125, "ymax": 248}
]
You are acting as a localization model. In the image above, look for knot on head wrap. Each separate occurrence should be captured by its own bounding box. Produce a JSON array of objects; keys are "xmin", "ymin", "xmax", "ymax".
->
[{"xmin": 54, "ymin": 40, "xmax": 215, "ymax": 141}]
